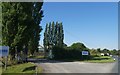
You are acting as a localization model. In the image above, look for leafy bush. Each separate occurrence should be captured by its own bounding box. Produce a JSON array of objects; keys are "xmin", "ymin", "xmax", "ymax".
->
[{"xmin": 52, "ymin": 46, "xmax": 90, "ymax": 60}]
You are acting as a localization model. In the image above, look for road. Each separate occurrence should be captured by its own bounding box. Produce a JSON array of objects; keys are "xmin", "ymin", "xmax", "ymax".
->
[{"xmin": 34, "ymin": 59, "xmax": 119, "ymax": 73}]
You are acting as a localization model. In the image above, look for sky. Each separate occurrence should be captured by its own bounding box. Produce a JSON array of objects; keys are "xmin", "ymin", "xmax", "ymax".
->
[
  {"xmin": 43, "ymin": 0, "xmax": 119, "ymax": 2},
  {"xmin": 39, "ymin": 2, "xmax": 118, "ymax": 50}
]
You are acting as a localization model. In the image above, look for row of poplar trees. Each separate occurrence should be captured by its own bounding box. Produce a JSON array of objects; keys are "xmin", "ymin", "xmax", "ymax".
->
[
  {"xmin": 43, "ymin": 22, "xmax": 64, "ymax": 54},
  {"xmin": 2, "ymin": 2, "xmax": 43, "ymax": 60}
]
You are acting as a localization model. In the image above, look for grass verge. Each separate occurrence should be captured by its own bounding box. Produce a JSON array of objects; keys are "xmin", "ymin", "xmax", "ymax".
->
[
  {"xmin": 36, "ymin": 66, "xmax": 43, "ymax": 73},
  {"xmin": 2, "ymin": 62, "xmax": 42, "ymax": 75},
  {"xmin": 83, "ymin": 56, "xmax": 115, "ymax": 63},
  {"xmin": 55, "ymin": 56, "xmax": 115, "ymax": 63},
  {"xmin": 28, "ymin": 55, "xmax": 44, "ymax": 59},
  {"xmin": 0, "ymin": 67, "xmax": 2, "ymax": 75}
]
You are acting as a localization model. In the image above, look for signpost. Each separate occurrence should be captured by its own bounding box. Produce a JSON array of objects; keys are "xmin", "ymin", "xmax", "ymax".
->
[
  {"xmin": 82, "ymin": 51, "xmax": 88, "ymax": 55},
  {"xmin": 0, "ymin": 46, "xmax": 9, "ymax": 70},
  {"xmin": 0, "ymin": 46, "xmax": 9, "ymax": 57},
  {"xmin": 82, "ymin": 51, "xmax": 89, "ymax": 60}
]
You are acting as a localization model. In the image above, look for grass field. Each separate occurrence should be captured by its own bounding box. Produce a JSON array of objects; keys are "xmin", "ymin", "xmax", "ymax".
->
[
  {"xmin": 83, "ymin": 56, "xmax": 115, "ymax": 63},
  {"xmin": 36, "ymin": 65, "xmax": 43, "ymax": 73},
  {"xmin": 56, "ymin": 56, "xmax": 115, "ymax": 63},
  {"xmin": 2, "ymin": 62, "xmax": 42, "ymax": 75},
  {"xmin": 28, "ymin": 55, "xmax": 44, "ymax": 59},
  {"xmin": 0, "ymin": 67, "xmax": 2, "ymax": 75}
]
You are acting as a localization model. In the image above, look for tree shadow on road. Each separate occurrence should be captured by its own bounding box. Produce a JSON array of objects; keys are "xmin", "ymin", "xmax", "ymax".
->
[{"xmin": 27, "ymin": 58, "xmax": 81, "ymax": 63}]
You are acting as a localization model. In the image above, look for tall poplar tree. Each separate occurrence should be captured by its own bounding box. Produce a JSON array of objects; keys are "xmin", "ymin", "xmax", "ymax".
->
[
  {"xmin": 28, "ymin": 2, "xmax": 43, "ymax": 55},
  {"xmin": 2, "ymin": 2, "xmax": 43, "ymax": 59},
  {"xmin": 43, "ymin": 21, "xmax": 64, "ymax": 56}
]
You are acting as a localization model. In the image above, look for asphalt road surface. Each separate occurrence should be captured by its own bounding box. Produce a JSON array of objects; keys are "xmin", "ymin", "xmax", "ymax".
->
[{"xmin": 34, "ymin": 59, "xmax": 119, "ymax": 73}]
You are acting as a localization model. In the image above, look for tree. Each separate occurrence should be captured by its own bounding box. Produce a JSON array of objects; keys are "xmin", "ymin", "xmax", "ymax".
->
[
  {"xmin": 43, "ymin": 21, "xmax": 64, "ymax": 57},
  {"xmin": 70, "ymin": 42, "xmax": 87, "ymax": 51},
  {"xmin": 63, "ymin": 43, "xmax": 67, "ymax": 48},
  {"xmin": 90, "ymin": 49, "xmax": 99, "ymax": 56},
  {"xmin": 28, "ymin": 2, "xmax": 43, "ymax": 55},
  {"xmin": 102, "ymin": 48, "xmax": 110, "ymax": 54},
  {"xmin": 110, "ymin": 49, "xmax": 118, "ymax": 55},
  {"xmin": 97, "ymin": 48, "xmax": 101, "ymax": 53},
  {"xmin": 2, "ymin": 2, "xmax": 32, "ymax": 59},
  {"xmin": 54, "ymin": 22, "xmax": 59, "ymax": 46},
  {"xmin": 44, "ymin": 23, "xmax": 49, "ymax": 51},
  {"xmin": 2, "ymin": 2, "xmax": 43, "ymax": 60},
  {"xmin": 59, "ymin": 23, "xmax": 64, "ymax": 47}
]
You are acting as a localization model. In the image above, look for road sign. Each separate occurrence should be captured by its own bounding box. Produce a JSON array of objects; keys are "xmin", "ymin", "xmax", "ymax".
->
[
  {"xmin": 0, "ymin": 46, "xmax": 9, "ymax": 57},
  {"xmin": 82, "ymin": 51, "xmax": 88, "ymax": 55}
]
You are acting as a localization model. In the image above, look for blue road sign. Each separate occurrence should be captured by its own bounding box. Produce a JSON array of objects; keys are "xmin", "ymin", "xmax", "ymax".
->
[
  {"xmin": 82, "ymin": 51, "xmax": 88, "ymax": 55},
  {"xmin": 0, "ymin": 46, "xmax": 9, "ymax": 57}
]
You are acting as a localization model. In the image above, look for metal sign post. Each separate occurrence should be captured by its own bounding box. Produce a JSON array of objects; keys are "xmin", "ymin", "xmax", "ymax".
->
[
  {"xmin": 4, "ymin": 56, "xmax": 7, "ymax": 70},
  {"xmin": 0, "ymin": 46, "xmax": 9, "ymax": 70},
  {"xmin": 82, "ymin": 51, "xmax": 89, "ymax": 60}
]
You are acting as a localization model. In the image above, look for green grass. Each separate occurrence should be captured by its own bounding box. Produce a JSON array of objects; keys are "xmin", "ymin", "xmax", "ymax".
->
[
  {"xmin": 54, "ymin": 56, "xmax": 115, "ymax": 63},
  {"xmin": 36, "ymin": 66, "xmax": 43, "ymax": 73},
  {"xmin": 83, "ymin": 56, "xmax": 115, "ymax": 63},
  {"xmin": 1, "ymin": 62, "xmax": 42, "ymax": 75},
  {"xmin": 2, "ymin": 62, "xmax": 36, "ymax": 73},
  {"xmin": 28, "ymin": 55, "xmax": 44, "ymax": 59},
  {"xmin": 0, "ymin": 67, "xmax": 2, "ymax": 75}
]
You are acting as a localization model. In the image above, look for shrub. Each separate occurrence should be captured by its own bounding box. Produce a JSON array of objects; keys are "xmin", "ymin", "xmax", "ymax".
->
[{"xmin": 52, "ymin": 46, "xmax": 90, "ymax": 60}]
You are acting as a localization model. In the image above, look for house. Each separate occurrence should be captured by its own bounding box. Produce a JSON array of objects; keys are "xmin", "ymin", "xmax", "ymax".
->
[
  {"xmin": 101, "ymin": 53, "xmax": 104, "ymax": 56},
  {"xmin": 38, "ymin": 45, "xmax": 44, "ymax": 52},
  {"xmin": 101, "ymin": 53, "xmax": 110, "ymax": 56}
]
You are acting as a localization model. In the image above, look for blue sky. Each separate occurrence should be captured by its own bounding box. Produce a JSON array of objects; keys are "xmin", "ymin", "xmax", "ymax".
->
[
  {"xmin": 40, "ymin": 2, "xmax": 118, "ymax": 50},
  {"xmin": 44, "ymin": 0, "xmax": 119, "ymax": 2}
]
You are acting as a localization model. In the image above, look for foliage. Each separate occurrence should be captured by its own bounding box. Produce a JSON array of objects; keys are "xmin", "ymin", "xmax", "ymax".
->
[
  {"xmin": 2, "ymin": 62, "xmax": 37, "ymax": 74},
  {"xmin": 97, "ymin": 48, "xmax": 101, "ymax": 53},
  {"xmin": 90, "ymin": 49, "xmax": 100, "ymax": 56},
  {"xmin": 110, "ymin": 49, "xmax": 118, "ymax": 55},
  {"xmin": 52, "ymin": 46, "xmax": 82, "ymax": 60},
  {"xmin": 84, "ymin": 56, "xmax": 115, "ymax": 63},
  {"xmin": 43, "ymin": 21, "xmax": 64, "ymax": 56},
  {"xmin": 28, "ymin": 2, "xmax": 43, "ymax": 55},
  {"xmin": 2, "ymin": 2, "xmax": 43, "ymax": 60},
  {"xmin": 28, "ymin": 55, "xmax": 44, "ymax": 59},
  {"xmin": 102, "ymin": 48, "xmax": 110, "ymax": 54},
  {"xmin": 70, "ymin": 42, "xmax": 87, "ymax": 51},
  {"xmin": 89, "ymin": 48, "xmax": 119, "ymax": 56},
  {"xmin": 37, "ymin": 65, "xmax": 43, "ymax": 73},
  {"xmin": 52, "ymin": 42, "xmax": 90, "ymax": 60}
]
